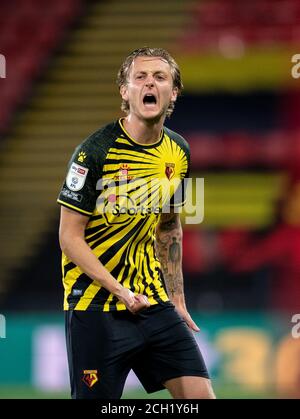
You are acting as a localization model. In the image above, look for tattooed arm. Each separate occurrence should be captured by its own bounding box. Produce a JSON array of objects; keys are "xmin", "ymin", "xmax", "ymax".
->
[{"xmin": 155, "ymin": 209, "xmax": 200, "ymax": 332}]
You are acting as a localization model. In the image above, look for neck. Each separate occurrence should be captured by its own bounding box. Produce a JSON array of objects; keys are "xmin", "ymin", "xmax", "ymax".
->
[{"xmin": 122, "ymin": 114, "xmax": 164, "ymax": 145}]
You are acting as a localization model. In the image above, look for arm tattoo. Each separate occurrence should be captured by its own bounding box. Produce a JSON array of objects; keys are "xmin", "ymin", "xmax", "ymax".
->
[{"xmin": 155, "ymin": 213, "xmax": 183, "ymax": 297}]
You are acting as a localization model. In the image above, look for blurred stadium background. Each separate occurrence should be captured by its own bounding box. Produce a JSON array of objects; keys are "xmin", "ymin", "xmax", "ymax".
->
[{"xmin": 0, "ymin": 0, "xmax": 300, "ymax": 399}]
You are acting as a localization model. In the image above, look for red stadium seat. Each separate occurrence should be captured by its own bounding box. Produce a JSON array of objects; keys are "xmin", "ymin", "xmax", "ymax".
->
[
  {"xmin": 0, "ymin": 0, "xmax": 82, "ymax": 135},
  {"xmin": 180, "ymin": 0, "xmax": 300, "ymax": 51}
]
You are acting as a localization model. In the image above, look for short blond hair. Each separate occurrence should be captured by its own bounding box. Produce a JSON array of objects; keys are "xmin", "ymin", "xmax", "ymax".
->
[{"xmin": 117, "ymin": 47, "xmax": 183, "ymax": 118}]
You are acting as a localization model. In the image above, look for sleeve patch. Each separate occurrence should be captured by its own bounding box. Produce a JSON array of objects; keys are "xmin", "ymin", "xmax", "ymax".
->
[
  {"xmin": 66, "ymin": 163, "xmax": 89, "ymax": 191},
  {"xmin": 60, "ymin": 188, "xmax": 83, "ymax": 202}
]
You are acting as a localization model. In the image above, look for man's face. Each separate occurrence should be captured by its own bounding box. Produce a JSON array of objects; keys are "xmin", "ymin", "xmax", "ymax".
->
[{"xmin": 120, "ymin": 56, "xmax": 178, "ymax": 122}]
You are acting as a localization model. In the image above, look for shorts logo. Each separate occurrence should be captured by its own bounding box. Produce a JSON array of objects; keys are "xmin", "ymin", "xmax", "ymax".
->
[
  {"xmin": 165, "ymin": 162, "xmax": 175, "ymax": 180},
  {"xmin": 82, "ymin": 370, "xmax": 99, "ymax": 388},
  {"xmin": 66, "ymin": 163, "xmax": 88, "ymax": 191}
]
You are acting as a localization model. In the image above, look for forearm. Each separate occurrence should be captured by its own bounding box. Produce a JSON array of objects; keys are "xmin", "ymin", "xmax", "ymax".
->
[
  {"xmin": 155, "ymin": 214, "xmax": 186, "ymax": 305},
  {"xmin": 156, "ymin": 212, "xmax": 200, "ymax": 331},
  {"xmin": 60, "ymin": 234, "xmax": 123, "ymax": 297}
]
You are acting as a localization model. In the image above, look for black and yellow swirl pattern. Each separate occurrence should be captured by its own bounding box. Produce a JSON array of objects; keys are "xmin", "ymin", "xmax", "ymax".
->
[{"xmin": 58, "ymin": 119, "xmax": 190, "ymax": 311}]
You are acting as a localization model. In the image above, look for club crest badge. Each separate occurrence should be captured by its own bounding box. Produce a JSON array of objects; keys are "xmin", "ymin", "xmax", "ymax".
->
[
  {"xmin": 82, "ymin": 370, "xmax": 99, "ymax": 388},
  {"xmin": 165, "ymin": 162, "xmax": 175, "ymax": 180}
]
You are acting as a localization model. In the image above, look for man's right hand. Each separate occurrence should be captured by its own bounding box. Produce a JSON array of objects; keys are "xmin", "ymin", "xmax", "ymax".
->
[{"xmin": 117, "ymin": 288, "xmax": 151, "ymax": 314}]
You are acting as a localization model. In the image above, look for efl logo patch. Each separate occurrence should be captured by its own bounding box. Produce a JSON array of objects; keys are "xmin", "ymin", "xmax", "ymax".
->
[
  {"xmin": 82, "ymin": 370, "xmax": 99, "ymax": 388},
  {"xmin": 66, "ymin": 163, "xmax": 88, "ymax": 191}
]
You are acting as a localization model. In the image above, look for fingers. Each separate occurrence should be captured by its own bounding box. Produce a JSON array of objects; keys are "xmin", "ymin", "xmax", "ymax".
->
[
  {"xmin": 187, "ymin": 319, "xmax": 200, "ymax": 333},
  {"xmin": 126, "ymin": 290, "xmax": 136, "ymax": 310},
  {"xmin": 130, "ymin": 294, "xmax": 150, "ymax": 314},
  {"xmin": 178, "ymin": 309, "xmax": 200, "ymax": 332},
  {"xmin": 134, "ymin": 294, "xmax": 151, "ymax": 307}
]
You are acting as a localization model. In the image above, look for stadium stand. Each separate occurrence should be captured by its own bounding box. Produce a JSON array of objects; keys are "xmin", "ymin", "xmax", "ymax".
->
[
  {"xmin": 0, "ymin": 0, "xmax": 81, "ymax": 134},
  {"xmin": 1, "ymin": 0, "xmax": 300, "ymax": 312},
  {"xmin": 166, "ymin": 0, "xmax": 300, "ymax": 312},
  {"xmin": 181, "ymin": 0, "xmax": 300, "ymax": 51}
]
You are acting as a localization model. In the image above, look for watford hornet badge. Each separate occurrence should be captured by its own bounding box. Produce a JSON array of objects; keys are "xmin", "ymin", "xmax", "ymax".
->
[
  {"xmin": 82, "ymin": 370, "xmax": 99, "ymax": 388},
  {"xmin": 165, "ymin": 162, "xmax": 175, "ymax": 180}
]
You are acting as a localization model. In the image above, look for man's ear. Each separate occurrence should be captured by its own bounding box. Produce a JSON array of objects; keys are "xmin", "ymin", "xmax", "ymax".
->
[
  {"xmin": 171, "ymin": 87, "xmax": 178, "ymax": 102},
  {"xmin": 120, "ymin": 85, "xmax": 128, "ymax": 101}
]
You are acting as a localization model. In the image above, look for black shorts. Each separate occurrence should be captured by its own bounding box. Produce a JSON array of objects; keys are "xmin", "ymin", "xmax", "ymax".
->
[{"xmin": 65, "ymin": 302, "xmax": 209, "ymax": 399}]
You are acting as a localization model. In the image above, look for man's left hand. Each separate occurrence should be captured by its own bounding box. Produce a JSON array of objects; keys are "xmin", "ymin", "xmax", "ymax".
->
[{"xmin": 175, "ymin": 305, "xmax": 200, "ymax": 332}]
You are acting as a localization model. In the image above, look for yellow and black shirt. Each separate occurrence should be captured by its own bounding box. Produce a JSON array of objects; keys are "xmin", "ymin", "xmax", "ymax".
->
[{"xmin": 57, "ymin": 118, "xmax": 190, "ymax": 311}]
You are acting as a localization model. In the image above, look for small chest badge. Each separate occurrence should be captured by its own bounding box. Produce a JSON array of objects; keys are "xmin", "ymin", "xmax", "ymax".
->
[
  {"xmin": 114, "ymin": 163, "xmax": 133, "ymax": 181},
  {"xmin": 165, "ymin": 163, "xmax": 175, "ymax": 180}
]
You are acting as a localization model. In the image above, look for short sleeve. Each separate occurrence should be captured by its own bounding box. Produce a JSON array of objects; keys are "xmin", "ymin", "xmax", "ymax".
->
[
  {"xmin": 169, "ymin": 139, "xmax": 190, "ymax": 208},
  {"xmin": 57, "ymin": 143, "xmax": 99, "ymax": 216}
]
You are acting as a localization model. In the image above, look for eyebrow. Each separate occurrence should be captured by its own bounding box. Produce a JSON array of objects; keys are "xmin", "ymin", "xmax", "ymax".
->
[{"xmin": 134, "ymin": 70, "xmax": 168, "ymax": 76}]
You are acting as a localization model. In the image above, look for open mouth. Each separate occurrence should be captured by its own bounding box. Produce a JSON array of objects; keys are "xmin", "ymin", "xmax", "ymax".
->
[{"xmin": 143, "ymin": 94, "xmax": 157, "ymax": 106}]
